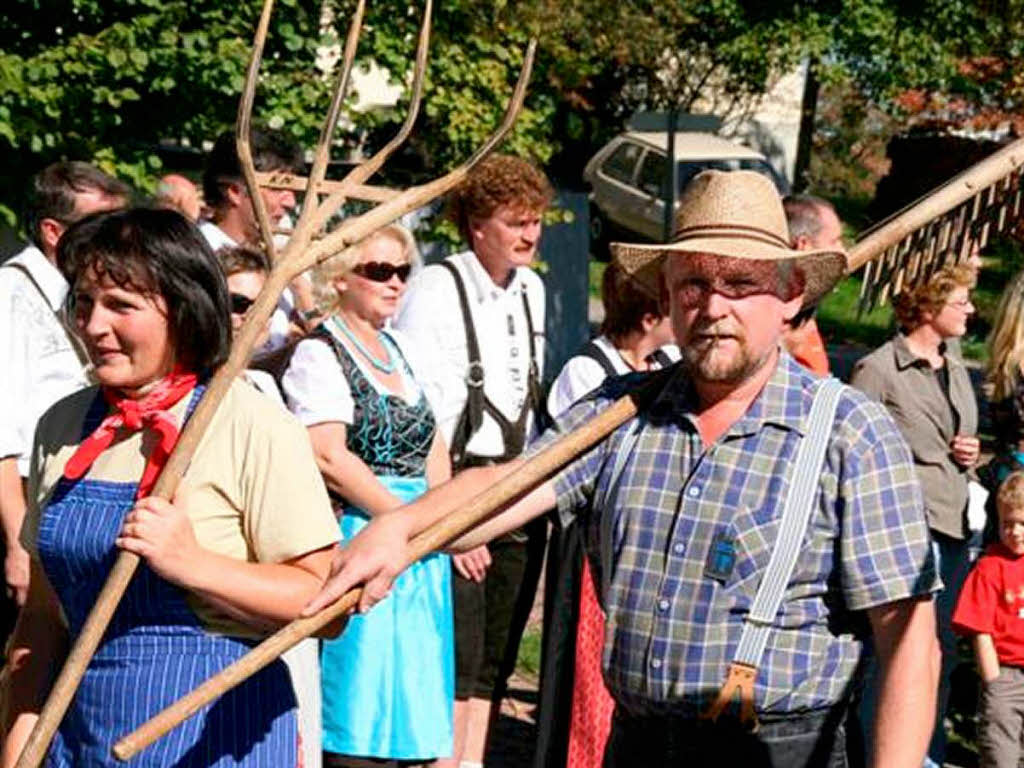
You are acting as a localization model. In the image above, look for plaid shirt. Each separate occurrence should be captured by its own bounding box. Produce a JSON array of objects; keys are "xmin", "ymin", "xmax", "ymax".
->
[{"xmin": 537, "ymin": 353, "xmax": 938, "ymax": 717}]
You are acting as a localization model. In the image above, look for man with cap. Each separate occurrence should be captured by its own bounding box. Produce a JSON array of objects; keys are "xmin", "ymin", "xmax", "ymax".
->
[{"xmin": 307, "ymin": 170, "xmax": 940, "ymax": 767}]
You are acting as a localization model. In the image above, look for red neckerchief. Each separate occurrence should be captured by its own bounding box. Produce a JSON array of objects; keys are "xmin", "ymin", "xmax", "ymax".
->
[{"xmin": 63, "ymin": 368, "xmax": 198, "ymax": 499}]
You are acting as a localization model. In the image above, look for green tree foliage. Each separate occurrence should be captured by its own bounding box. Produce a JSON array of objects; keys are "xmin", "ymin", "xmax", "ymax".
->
[
  {"xmin": 0, "ymin": 0, "xmax": 1009, "ymax": 231},
  {"xmin": 0, "ymin": 0, "xmax": 331, "ymax": 227}
]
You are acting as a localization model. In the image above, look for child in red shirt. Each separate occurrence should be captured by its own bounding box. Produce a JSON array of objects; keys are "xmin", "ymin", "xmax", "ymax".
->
[{"xmin": 953, "ymin": 471, "xmax": 1024, "ymax": 768}]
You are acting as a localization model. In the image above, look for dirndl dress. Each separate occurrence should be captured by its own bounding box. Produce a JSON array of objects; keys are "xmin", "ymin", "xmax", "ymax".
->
[
  {"xmin": 315, "ymin": 329, "xmax": 454, "ymax": 760},
  {"xmin": 38, "ymin": 390, "xmax": 298, "ymax": 767}
]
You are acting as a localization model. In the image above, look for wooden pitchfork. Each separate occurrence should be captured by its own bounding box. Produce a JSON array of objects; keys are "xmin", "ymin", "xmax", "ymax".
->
[{"xmin": 13, "ymin": 0, "xmax": 536, "ymax": 763}]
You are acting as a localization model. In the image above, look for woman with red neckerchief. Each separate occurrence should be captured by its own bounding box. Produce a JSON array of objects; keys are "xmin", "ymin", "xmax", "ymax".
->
[{"xmin": 1, "ymin": 208, "xmax": 340, "ymax": 768}]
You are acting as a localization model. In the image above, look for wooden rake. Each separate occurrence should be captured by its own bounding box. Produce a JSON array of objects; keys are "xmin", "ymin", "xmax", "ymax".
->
[
  {"xmin": 13, "ymin": 0, "xmax": 536, "ymax": 764},
  {"xmin": 851, "ymin": 135, "xmax": 1024, "ymax": 310}
]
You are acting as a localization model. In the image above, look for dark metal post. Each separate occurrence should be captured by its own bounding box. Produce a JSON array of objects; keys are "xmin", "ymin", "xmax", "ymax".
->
[{"xmin": 663, "ymin": 106, "xmax": 678, "ymax": 242}]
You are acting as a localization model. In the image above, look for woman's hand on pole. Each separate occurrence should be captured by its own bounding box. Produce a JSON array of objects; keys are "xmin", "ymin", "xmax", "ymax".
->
[{"xmin": 115, "ymin": 485, "xmax": 202, "ymax": 587}]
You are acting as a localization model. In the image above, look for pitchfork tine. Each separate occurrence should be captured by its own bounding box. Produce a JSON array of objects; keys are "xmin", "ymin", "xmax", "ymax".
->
[
  {"xmin": 313, "ymin": 37, "xmax": 537, "ymax": 260},
  {"xmin": 289, "ymin": 0, "xmax": 368, "ymax": 242},
  {"xmin": 319, "ymin": 0, "xmax": 433, "ymax": 216},
  {"xmin": 306, "ymin": 0, "xmax": 366, "ymax": 197},
  {"xmin": 236, "ymin": 0, "xmax": 279, "ymax": 263},
  {"xmin": 466, "ymin": 39, "xmax": 538, "ymax": 166}
]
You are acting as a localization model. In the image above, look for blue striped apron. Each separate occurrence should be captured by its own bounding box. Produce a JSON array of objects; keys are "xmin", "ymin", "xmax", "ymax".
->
[{"xmin": 37, "ymin": 390, "xmax": 298, "ymax": 767}]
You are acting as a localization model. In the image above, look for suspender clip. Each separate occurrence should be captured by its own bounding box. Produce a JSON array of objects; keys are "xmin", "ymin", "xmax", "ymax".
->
[
  {"xmin": 700, "ymin": 661, "xmax": 760, "ymax": 732},
  {"xmin": 465, "ymin": 361, "xmax": 485, "ymax": 388}
]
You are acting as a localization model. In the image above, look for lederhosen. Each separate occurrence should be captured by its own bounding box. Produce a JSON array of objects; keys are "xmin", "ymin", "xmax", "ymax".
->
[
  {"xmin": 440, "ymin": 259, "xmax": 548, "ymax": 702},
  {"xmin": 440, "ymin": 260, "xmax": 546, "ymax": 470}
]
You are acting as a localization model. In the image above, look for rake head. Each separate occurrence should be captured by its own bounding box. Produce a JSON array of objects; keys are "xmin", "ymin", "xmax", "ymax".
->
[{"xmin": 849, "ymin": 136, "xmax": 1024, "ymax": 312}]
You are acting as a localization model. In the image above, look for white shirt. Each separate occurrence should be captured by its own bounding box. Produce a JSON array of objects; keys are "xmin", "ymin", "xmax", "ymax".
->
[
  {"xmin": 393, "ymin": 251, "xmax": 545, "ymax": 459},
  {"xmin": 0, "ymin": 245, "xmax": 89, "ymax": 475},
  {"xmin": 547, "ymin": 336, "xmax": 680, "ymax": 419},
  {"xmin": 198, "ymin": 220, "xmax": 294, "ymax": 355},
  {"xmin": 282, "ymin": 325, "xmax": 422, "ymax": 427}
]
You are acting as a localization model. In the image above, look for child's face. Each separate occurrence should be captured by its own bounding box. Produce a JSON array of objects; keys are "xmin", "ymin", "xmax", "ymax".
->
[{"xmin": 999, "ymin": 504, "xmax": 1024, "ymax": 556}]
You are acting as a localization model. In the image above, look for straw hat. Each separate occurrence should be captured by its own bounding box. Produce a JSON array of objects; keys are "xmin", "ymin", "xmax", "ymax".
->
[{"xmin": 610, "ymin": 170, "xmax": 847, "ymax": 307}]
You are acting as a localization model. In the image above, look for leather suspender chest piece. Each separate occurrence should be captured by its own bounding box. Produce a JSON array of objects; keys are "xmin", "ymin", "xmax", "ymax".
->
[{"xmin": 440, "ymin": 259, "xmax": 544, "ymax": 471}]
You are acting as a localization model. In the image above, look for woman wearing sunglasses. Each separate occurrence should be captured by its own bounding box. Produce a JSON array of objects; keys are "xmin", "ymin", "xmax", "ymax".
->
[{"xmin": 282, "ymin": 224, "xmax": 454, "ymax": 767}]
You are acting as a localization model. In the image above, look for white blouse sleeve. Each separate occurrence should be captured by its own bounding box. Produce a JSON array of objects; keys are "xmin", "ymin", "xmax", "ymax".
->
[
  {"xmin": 282, "ymin": 338, "xmax": 355, "ymax": 426},
  {"xmin": 546, "ymin": 355, "xmax": 608, "ymax": 420}
]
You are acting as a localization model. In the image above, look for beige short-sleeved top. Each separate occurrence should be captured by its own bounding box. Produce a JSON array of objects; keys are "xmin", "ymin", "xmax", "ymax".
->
[{"xmin": 23, "ymin": 378, "xmax": 340, "ymax": 637}]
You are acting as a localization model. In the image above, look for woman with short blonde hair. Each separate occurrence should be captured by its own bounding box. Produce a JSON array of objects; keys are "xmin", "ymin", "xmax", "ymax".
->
[
  {"xmin": 312, "ymin": 224, "xmax": 420, "ymax": 316},
  {"xmin": 282, "ymin": 223, "xmax": 453, "ymax": 767}
]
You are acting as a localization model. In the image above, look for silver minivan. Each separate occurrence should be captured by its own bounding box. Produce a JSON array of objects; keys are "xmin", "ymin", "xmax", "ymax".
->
[{"xmin": 583, "ymin": 131, "xmax": 787, "ymax": 258}]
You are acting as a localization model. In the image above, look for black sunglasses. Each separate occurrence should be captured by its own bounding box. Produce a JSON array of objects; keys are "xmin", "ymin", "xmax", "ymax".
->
[
  {"xmin": 230, "ymin": 293, "xmax": 256, "ymax": 315},
  {"xmin": 352, "ymin": 262, "xmax": 412, "ymax": 283}
]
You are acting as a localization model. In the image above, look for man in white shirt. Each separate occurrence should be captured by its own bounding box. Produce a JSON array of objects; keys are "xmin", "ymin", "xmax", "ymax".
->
[
  {"xmin": 394, "ymin": 154, "xmax": 554, "ymax": 768},
  {"xmin": 0, "ymin": 161, "xmax": 128, "ymax": 613},
  {"xmin": 199, "ymin": 128, "xmax": 316, "ymax": 352}
]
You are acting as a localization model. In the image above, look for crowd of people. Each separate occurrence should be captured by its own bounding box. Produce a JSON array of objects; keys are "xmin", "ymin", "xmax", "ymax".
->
[{"xmin": 1, "ymin": 126, "xmax": 1023, "ymax": 768}]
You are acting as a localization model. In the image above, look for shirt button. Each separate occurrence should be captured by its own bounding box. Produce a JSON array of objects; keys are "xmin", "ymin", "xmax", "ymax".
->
[
  {"xmin": 650, "ymin": 658, "xmax": 663, "ymax": 670},
  {"xmin": 687, "ymin": 486, "xmax": 700, "ymax": 498},
  {"xmin": 658, "ymin": 599, "xmax": 670, "ymax": 611},
  {"xmin": 673, "ymin": 543, "xmax": 685, "ymax": 555}
]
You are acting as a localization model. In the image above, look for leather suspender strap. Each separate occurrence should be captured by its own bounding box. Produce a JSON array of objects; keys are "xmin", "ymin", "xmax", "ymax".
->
[
  {"xmin": 701, "ymin": 376, "xmax": 845, "ymax": 731},
  {"xmin": 441, "ymin": 259, "xmax": 544, "ymax": 467},
  {"xmin": 440, "ymin": 260, "xmax": 485, "ymax": 468},
  {"xmin": 520, "ymin": 289, "xmax": 548, "ymax": 435},
  {"xmin": 2, "ymin": 261, "xmax": 91, "ymax": 371},
  {"xmin": 649, "ymin": 348, "xmax": 674, "ymax": 368}
]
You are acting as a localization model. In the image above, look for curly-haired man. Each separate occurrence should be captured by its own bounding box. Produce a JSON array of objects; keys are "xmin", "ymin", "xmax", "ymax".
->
[{"xmin": 394, "ymin": 153, "xmax": 554, "ymax": 768}]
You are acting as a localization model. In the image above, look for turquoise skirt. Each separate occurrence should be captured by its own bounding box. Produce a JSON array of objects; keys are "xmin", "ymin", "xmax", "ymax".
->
[{"xmin": 321, "ymin": 475, "xmax": 454, "ymax": 759}]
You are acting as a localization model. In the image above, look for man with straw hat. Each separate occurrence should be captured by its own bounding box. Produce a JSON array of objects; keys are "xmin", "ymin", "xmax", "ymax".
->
[{"xmin": 307, "ymin": 170, "xmax": 941, "ymax": 767}]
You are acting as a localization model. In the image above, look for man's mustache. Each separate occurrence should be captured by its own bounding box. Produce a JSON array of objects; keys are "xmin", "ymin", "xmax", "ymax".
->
[{"xmin": 687, "ymin": 321, "xmax": 745, "ymax": 342}]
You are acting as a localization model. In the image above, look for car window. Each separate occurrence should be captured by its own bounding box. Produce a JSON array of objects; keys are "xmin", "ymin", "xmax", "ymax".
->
[
  {"xmin": 677, "ymin": 161, "xmax": 713, "ymax": 193},
  {"xmin": 601, "ymin": 142, "xmax": 643, "ymax": 184},
  {"xmin": 738, "ymin": 158, "xmax": 787, "ymax": 192},
  {"xmin": 637, "ymin": 151, "xmax": 668, "ymax": 197},
  {"xmin": 676, "ymin": 158, "xmax": 783, "ymax": 194}
]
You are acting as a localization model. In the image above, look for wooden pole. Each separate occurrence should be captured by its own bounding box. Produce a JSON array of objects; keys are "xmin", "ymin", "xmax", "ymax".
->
[
  {"xmin": 847, "ymin": 136, "xmax": 1024, "ymax": 274},
  {"xmin": 112, "ymin": 385, "xmax": 653, "ymax": 761}
]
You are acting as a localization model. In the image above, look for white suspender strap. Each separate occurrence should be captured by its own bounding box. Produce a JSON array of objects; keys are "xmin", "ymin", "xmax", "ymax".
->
[
  {"xmin": 736, "ymin": 376, "xmax": 845, "ymax": 664},
  {"xmin": 702, "ymin": 376, "xmax": 845, "ymax": 730}
]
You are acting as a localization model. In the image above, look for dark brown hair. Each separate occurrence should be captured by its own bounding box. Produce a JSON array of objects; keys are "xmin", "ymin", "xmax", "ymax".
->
[
  {"xmin": 600, "ymin": 262, "xmax": 664, "ymax": 341},
  {"xmin": 25, "ymin": 161, "xmax": 131, "ymax": 249},
  {"xmin": 58, "ymin": 207, "xmax": 232, "ymax": 373}
]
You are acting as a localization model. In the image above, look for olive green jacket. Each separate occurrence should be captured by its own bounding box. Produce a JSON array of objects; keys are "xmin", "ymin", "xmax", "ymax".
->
[{"xmin": 850, "ymin": 334, "xmax": 978, "ymax": 539}]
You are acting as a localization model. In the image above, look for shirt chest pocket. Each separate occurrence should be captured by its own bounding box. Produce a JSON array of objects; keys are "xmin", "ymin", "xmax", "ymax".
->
[{"xmin": 725, "ymin": 504, "xmax": 780, "ymax": 600}]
